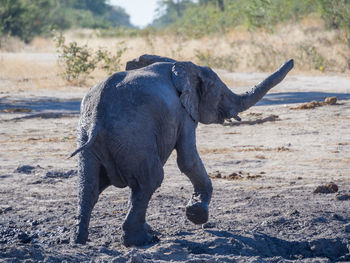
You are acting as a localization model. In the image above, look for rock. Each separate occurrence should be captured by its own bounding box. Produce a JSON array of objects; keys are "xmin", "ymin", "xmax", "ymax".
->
[
  {"xmin": 313, "ymin": 182, "xmax": 338, "ymax": 194},
  {"xmin": 336, "ymin": 193, "xmax": 350, "ymax": 201}
]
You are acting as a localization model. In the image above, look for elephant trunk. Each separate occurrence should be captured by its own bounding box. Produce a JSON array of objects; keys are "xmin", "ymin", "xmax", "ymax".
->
[{"xmin": 239, "ymin": 59, "xmax": 294, "ymax": 112}]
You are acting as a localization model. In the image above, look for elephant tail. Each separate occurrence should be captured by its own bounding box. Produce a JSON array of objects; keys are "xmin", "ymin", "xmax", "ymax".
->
[{"xmin": 68, "ymin": 124, "xmax": 100, "ymax": 159}]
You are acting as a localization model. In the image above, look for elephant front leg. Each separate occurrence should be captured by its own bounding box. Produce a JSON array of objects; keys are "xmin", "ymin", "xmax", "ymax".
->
[{"xmin": 176, "ymin": 142, "xmax": 213, "ymax": 224}]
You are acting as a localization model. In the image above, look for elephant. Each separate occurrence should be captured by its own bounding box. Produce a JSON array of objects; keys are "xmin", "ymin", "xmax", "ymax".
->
[{"xmin": 70, "ymin": 54, "xmax": 294, "ymax": 247}]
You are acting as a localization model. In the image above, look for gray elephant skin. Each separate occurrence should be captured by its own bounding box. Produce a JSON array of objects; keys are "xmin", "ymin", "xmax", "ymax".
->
[{"xmin": 70, "ymin": 54, "xmax": 294, "ymax": 247}]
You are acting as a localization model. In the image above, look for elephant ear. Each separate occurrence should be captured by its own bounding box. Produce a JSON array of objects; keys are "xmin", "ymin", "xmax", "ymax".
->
[{"xmin": 171, "ymin": 62, "xmax": 200, "ymax": 122}]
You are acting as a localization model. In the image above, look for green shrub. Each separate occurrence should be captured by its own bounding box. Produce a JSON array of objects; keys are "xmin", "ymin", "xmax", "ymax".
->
[
  {"xmin": 55, "ymin": 33, "xmax": 97, "ymax": 82},
  {"xmin": 55, "ymin": 33, "xmax": 127, "ymax": 83},
  {"xmin": 318, "ymin": 0, "xmax": 350, "ymax": 45},
  {"xmin": 95, "ymin": 43, "xmax": 127, "ymax": 75}
]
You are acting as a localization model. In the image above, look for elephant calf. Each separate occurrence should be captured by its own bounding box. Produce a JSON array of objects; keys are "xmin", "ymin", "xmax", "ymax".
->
[{"xmin": 71, "ymin": 54, "xmax": 294, "ymax": 246}]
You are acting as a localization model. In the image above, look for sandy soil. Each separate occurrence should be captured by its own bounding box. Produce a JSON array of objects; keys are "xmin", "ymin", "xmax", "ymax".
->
[{"xmin": 0, "ymin": 69, "xmax": 350, "ymax": 262}]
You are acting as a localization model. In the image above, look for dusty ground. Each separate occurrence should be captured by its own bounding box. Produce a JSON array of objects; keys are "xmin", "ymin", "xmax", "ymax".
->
[{"xmin": 0, "ymin": 65, "xmax": 350, "ymax": 262}]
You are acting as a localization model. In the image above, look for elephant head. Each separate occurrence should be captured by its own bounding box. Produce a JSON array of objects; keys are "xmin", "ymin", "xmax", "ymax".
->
[{"xmin": 126, "ymin": 54, "xmax": 294, "ymax": 124}]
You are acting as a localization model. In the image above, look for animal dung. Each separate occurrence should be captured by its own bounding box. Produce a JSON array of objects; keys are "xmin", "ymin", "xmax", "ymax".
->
[
  {"xmin": 313, "ymin": 182, "xmax": 339, "ymax": 194},
  {"xmin": 291, "ymin": 97, "xmax": 337, "ymax": 110},
  {"xmin": 209, "ymin": 171, "xmax": 264, "ymax": 180}
]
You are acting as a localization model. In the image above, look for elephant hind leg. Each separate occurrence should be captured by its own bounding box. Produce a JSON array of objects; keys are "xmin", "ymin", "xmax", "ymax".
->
[
  {"xmin": 99, "ymin": 165, "xmax": 111, "ymax": 194},
  {"xmin": 122, "ymin": 157, "xmax": 164, "ymax": 247},
  {"xmin": 73, "ymin": 152, "xmax": 101, "ymax": 244}
]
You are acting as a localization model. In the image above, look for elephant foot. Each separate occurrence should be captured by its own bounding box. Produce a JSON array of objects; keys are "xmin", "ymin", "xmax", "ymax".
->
[
  {"xmin": 72, "ymin": 229, "xmax": 88, "ymax": 245},
  {"xmin": 122, "ymin": 229, "xmax": 159, "ymax": 247},
  {"xmin": 186, "ymin": 201, "xmax": 209, "ymax": 225}
]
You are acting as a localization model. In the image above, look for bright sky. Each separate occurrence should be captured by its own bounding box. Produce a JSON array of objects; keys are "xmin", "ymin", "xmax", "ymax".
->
[{"xmin": 109, "ymin": 0, "xmax": 159, "ymax": 28}]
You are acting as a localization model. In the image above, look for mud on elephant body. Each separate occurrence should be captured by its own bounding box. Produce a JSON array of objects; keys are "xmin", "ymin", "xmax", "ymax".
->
[{"xmin": 70, "ymin": 54, "xmax": 294, "ymax": 247}]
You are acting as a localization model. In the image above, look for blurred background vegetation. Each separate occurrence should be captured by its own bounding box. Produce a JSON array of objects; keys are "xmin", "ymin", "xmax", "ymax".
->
[
  {"xmin": 1, "ymin": 0, "xmax": 349, "ymax": 42},
  {"xmin": 0, "ymin": 0, "xmax": 349, "ymax": 84},
  {"xmin": 0, "ymin": 0, "xmax": 131, "ymax": 42}
]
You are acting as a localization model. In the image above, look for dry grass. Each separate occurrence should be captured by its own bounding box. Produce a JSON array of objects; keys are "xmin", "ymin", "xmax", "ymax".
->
[{"xmin": 0, "ymin": 18, "xmax": 349, "ymax": 92}]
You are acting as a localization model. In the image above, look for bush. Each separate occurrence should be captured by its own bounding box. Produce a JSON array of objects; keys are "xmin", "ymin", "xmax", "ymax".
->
[{"xmin": 55, "ymin": 33, "xmax": 127, "ymax": 83}]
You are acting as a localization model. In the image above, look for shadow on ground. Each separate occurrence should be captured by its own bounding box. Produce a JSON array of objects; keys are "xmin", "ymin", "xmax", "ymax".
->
[
  {"xmin": 1, "ymin": 92, "xmax": 350, "ymax": 114},
  {"xmin": 173, "ymin": 230, "xmax": 349, "ymax": 261},
  {"xmin": 258, "ymin": 92, "xmax": 350, "ymax": 106},
  {"xmin": 0, "ymin": 97, "xmax": 81, "ymax": 113}
]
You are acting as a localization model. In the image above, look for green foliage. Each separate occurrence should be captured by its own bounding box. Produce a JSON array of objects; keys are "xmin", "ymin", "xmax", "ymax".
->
[
  {"xmin": 0, "ymin": 0, "xmax": 57, "ymax": 42},
  {"xmin": 153, "ymin": 0, "xmax": 349, "ymax": 41},
  {"xmin": 318, "ymin": 0, "xmax": 350, "ymax": 45},
  {"xmin": 55, "ymin": 33, "xmax": 97, "ymax": 81},
  {"xmin": 0, "ymin": 0, "xmax": 132, "ymax": 42},
  {"xmin": 55, "ymin": 33, "xmax": 127, "ymax": 83},
  {"xmin": 95, "ymin": 43, "xmax": 127, "ymax": 75},
  {"xmin": 152, "ymin": 0, "xmax": 194, "ymax": 27}
]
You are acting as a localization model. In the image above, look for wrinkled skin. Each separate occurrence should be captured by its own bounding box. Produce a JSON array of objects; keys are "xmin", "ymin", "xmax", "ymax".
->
[{"xmin": 71, "ymin": 54, "xmax": 294, "ymax": 247}]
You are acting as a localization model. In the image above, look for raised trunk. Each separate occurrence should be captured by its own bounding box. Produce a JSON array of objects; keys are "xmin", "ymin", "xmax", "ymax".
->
[{"xmin": 239, "ymin": 59, "xmax": 294, "ymax": 112}]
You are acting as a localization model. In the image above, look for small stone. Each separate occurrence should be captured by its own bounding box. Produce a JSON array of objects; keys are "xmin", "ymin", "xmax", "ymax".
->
[{"xmin": 313, "ymin": 182, "xmax": 338, "ymax": 194}]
